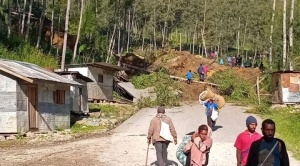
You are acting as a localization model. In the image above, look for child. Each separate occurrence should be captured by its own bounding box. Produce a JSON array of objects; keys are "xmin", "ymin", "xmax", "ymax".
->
[{"xmin": 186, "ymin": 70, "xmax": 193, "ymax": 84}]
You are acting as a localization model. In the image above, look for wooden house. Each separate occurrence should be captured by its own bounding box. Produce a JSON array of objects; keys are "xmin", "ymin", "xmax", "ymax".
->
[
  {"xmin": 55, "ymin": 71, "xmax": 93, "ymax": 113},
  {"xmin": 271, "ymin": 71, "xmax": 300, "ymax": 104},
  {"xmin": 0, "ymin": 59, "xmax": 81, "ymax": 134},
  {"xmin": 65, "ymin": 63, "xmax": 128, "ymax": 102}
]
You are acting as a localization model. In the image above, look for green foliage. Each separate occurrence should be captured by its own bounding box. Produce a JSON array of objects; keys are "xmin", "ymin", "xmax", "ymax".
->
[
  {"xmin": 0, "ymin": 44, "xmax": 57, "ymax": 68},
  {"xmin": 208, "ymin": 69, "xmax": 257, "ymax": 104},
  {"xmin": 131, "ymin": 72, "xmax": 180, "ymax": 107},
  {"xmin": 71, "ymin": 123, "xmax": 105, "ymax": 134},
  {"xmin": 263, "ymin": 109, "xmax": 300, "ymax": 159}
]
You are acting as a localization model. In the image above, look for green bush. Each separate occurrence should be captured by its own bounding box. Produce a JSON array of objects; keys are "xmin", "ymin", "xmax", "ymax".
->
[
  {"xmin": 131, "ymin": 72, "xmax": 180, "ymax": 107},
  {"xmin": 208, "ymin": 69, "xmax": 257, "ymax": 104}
]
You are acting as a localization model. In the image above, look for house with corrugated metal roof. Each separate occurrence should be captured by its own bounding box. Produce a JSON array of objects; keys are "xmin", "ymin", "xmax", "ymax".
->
[
  {"xmin": 0, "ymin": 59, "xmax": 82, "ymax": 134},
  {"xmin": 55, "ymin": 71, "xmax": 93, "ymax": 113},
  {"xmin": 64, "ymin": 63, "xmax": 128, "ymax": 102}
]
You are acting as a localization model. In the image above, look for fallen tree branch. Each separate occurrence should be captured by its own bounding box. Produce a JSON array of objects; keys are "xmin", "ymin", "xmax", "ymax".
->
[{"xmin": 169, "ymin": 75, "xmax": 219, "ymax": 87}]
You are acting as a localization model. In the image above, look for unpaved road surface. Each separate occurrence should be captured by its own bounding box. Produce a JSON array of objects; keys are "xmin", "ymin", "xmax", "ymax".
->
[{"xmin": 1, "ymin": 103, "xmax": 299, "ymax": 166}]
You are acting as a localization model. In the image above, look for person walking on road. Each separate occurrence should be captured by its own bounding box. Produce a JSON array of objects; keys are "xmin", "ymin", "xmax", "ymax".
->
[
  {"xmin": 190, "ymin": 125, "xmax": 213, "ymax": 166},
  {"xmin": 246, "ymin": 119, "xmax": 290, "ymax": 166},
  {"xmin": 147, "ymin": 106, "xmax": 177, "ymax": 166},
  {"xmin": 234, "ymin": 116, "xmax": 262, "ymax": 166},
  {"xmin": 204, "ymin": 99, "xmax": 219, "ymax": 130}
]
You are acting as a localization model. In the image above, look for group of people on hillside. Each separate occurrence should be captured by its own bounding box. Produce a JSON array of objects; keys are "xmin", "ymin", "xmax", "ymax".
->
[
  {"xmin": 186, "ymin": 64, "xmax": 209, "ymax": 84},
  {"xmin": 147, "ymin": 104, "xmax": 290, "ymax": 166},
  {"xmin": 227, "ymin": 55, "xmax": 243, "ymax": 67}
]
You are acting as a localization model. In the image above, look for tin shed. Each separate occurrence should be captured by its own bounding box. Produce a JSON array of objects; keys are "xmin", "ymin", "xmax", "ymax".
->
[
  {"xmin": 271, "ymin": 71, "xmax": 300, "ymax": 104},
  {"xmin": 0, "ymin": 59, "xmax": 81, "ymax": 134},
  {"xmin": 65, "ymin": 63, "xmax": 128, "ymax": 101},
  {"xmin": 55, "ymin": 71, "xmax": 93, "ymax": 113}
]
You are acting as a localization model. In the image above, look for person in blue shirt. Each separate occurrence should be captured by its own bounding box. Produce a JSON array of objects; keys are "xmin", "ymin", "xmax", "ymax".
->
[
  {"xmin": 219, "ymin": 58, "xmax": 224, "ymax": 65},
  {"xmin": 204, "ymin": 98, "xmax": 219, "ymax": 129},
  {"xmin": 186, "ymin": 70, "xmax": 193, "ymax": 84}
]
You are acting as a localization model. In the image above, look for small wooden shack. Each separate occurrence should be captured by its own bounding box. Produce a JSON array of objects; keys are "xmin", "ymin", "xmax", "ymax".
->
[
  {"xmin": 65, "ymin": 63, "xmax": 128, "ymax": 102},
  {"xmin": 55, "ymin": 71, "xmax": 93, "ymax": 113},
  {"xmin": 0, "ymin": 59, "xmax": 81, "ymax": 134},
  {"xmin": 272, "ymin": 71, "xmax": 300, "ymax": 104}
]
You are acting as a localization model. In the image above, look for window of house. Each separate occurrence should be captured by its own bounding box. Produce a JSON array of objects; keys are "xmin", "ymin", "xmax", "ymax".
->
[
  {"xmin": 53, "ymin": 90, "xmax": 65, "ymax": 104},
  {"xmin": 98, "ymin": 74, "xmax": 103, "ymax": 83}
]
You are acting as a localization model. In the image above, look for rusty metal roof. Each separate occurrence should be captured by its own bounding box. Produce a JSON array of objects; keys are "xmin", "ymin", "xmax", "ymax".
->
[
  {"xmin": 65, "ymin": 62, "xmax": 129, "ymax": 71},
  {"xmin": 0, "ymin": 59, "xmax": 82, "ymax": 86}
]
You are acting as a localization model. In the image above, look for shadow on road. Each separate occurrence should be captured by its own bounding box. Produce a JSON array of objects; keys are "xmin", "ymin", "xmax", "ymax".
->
[
  {"xmin": 150, "ymin": 160, "xmax": 179, "ymax": 166},
  {"xmin": 212, "ymin": 125, "xmax": 223, "ymax": 131}
]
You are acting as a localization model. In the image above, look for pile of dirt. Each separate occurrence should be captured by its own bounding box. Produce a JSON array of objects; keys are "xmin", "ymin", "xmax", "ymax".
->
[
  {"xmin": 145, "ymin": 50, "xmax": 263, "ymax": 101},
  {"xmin": 148, "ymin": 50, "xmax": 227, "ymax": 78}
]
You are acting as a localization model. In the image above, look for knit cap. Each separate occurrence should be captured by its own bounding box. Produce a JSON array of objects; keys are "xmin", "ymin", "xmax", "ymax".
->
[{"xmin": 246, "ymin": 116, "xmax": 257, "ymax": 126}]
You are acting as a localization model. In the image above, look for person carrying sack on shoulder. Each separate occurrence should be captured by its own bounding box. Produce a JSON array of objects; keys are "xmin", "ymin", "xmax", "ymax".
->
[{"xmin": 147, "ymin": 106, "xmax": 177, "ymax": 166}]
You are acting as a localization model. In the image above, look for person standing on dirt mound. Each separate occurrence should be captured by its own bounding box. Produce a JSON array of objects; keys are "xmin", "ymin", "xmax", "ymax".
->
[
  {"xmin": 246, "ymin": 119, "xmax": 289, "ymax": 166},
  {"xmin": 197, "ymin": 64, "xmax": 204, "ymax": 81},
  {"xmin": 204, "ymin": 99, "xmax": 219, "ymax": 130},
  {"xmin": 186, "ymin": 70, "xmax": 193, "ymax": 84},
  {"xmin": 234, "ymin": 116, "xmax": 262, "ymax": 166},
  {"xmin": 147, "ymin": 106, "xmax": 177, "ymax": 166}
]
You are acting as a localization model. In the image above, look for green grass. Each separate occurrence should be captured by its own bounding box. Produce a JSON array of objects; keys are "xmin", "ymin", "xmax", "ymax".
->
[
  {"xmin": 71, "ymin": 123, "xmax": 105, "ymax": 134},
  {"xmin": 249, "ymin": 106, "xmax": 300, "ymax": 160},
  {"xmin": 262, "ymin": 109, "xmax": 300, "ymax": 160},
  {"xmin": 131, "ymin": 72, "xmax": 180, "ymax": 107}
]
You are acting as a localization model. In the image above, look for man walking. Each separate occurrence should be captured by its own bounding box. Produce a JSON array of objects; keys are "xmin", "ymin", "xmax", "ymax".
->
[
  {"xmin": 234, "ymin": 116, "xmax": 262, "ymax": 166},
  {"xmin": 147, "ymin": 106, "xmax": 177, "ymax": 166},
  {"xmin": 246, "ymin": 119, "xmax": 289, "ymax": 166},
  {"xmin": 204, "ymin": 99, "xmax": 219, "ymax": 129},
  {"xmin": 198, "ymin": 64, "xmax": 204, "ymax": 81}
]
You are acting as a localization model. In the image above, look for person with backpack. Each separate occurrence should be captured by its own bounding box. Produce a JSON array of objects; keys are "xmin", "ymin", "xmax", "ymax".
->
[
  {"xmin": 147, "ymin": 106, "xmax": 177, "ymax": 166},
  {"xmin": 234, "ymin": 116, "xmax": 262, "ymax": 166},
  {"xmin": 204, "ymin": 99, "xmax": 219, "ymax": 130},
  {"xmin": 246, "ymin": 119, "xmax": 289, "ymax": 166}
]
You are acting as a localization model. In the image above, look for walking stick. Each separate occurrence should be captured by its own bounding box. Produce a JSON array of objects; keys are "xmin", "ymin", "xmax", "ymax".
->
[{"xmin": 145, "ymin": 143, "xmax": 150, "ymax": 166}]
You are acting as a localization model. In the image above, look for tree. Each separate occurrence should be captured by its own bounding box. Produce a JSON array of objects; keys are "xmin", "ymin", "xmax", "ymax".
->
[
  {"xmin": 61, "ymin": 0, "xmax": 71, "ymax": 71},
  {"xmin": 36, "ymin": 0, "xmax": 47, "ymax": 48},
  {"xmin": 72, "ymin": 0, "xmax": 84, "ymax": 63}
]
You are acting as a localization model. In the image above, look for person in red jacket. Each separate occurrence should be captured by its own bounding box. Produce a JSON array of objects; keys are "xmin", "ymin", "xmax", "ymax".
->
[{"xmin": 234, "ymin": 116, "xmax": 262, "ymax": 166}]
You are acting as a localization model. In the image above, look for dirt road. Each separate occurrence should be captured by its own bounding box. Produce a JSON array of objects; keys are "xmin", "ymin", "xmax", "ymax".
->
[{"xmin": 0, "ymin": 103, "xmax": 299, "ymax": 166}]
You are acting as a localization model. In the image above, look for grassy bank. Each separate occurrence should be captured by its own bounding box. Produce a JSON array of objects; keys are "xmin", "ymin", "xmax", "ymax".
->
[
  {"xmin": 263, "ymin": 109, "xmax": 300, "ymax": 159},
  {"xmin": 131, "ymin": 72, "xmax": 181, "ymax": 108}
]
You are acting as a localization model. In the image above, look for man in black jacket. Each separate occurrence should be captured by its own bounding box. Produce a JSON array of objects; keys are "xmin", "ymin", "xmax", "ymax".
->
[{"xmin": 246, "ymin": 119, "xmax": 289, "ymax": 166}]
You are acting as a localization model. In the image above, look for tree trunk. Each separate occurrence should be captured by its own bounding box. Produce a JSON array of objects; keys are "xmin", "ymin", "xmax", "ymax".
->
[
  {"xmin": 269, "ymin": 0, "xmax": 276, "ymax": 70},
  {"xmin": 0, "ymin": 0, "xmax": 3, "ymax": 31},
  {"xmin": 25, "ymin": 0, "xmax": 33, "ymax": 41},
  {"xmin": 237, "ymin": 16, "xmax": 240, "ymax": 55},
  {"xmin": 179, "ymin": 33, "xmax": 182, "ymax": 51},
  {"xmin": 50, "ymin": 0, "xmax": 55, "ymax": 46},
  {"xmin": 21, "ymin": 0, "xmax": 27, "ymax": 34},
  {"xmin": 17, "ymin": 0, "xmax": 22, "ymax": 33},
  {"xmin": 56, "ymin": 12, "xmax": 61, "ymax": 57},
  {"xmin": 7, "ymin": 0, "xmax": 12, "ymax": 39},
  {"xmin": 282, "ymin": 0, "xmax": 287, "ymax": 70},
  {"xmin": 126, "ymin": 9, "xmax": 131, "ymax": 53},
  {"xmin": 72, "ymin": 0, "xmax": 84, "ymax": 63},
  {"xmin": 289, "ymin": 0, "xmax": 295, "ymax": 48},
  {"xmin": 153, "ymin": 8, "xmax": 157, "ymax": 51},
  {"xmin": 106, "ymin": 24, "xmax": 116, "ymax": 63},
  {"xmin": 36, "ymin": 0, "xmax": 47, "ymax": 48},
  {"xmin": 192, "ymin": 22, "xmax": 197, "ymax": 55},
  {"xmin": 201, "ymin": 0, "xmax": 207, "ymax": 57},
  {"xmin": 61, "ymin": 0, "xmax": 71, "ymax": 71}
]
